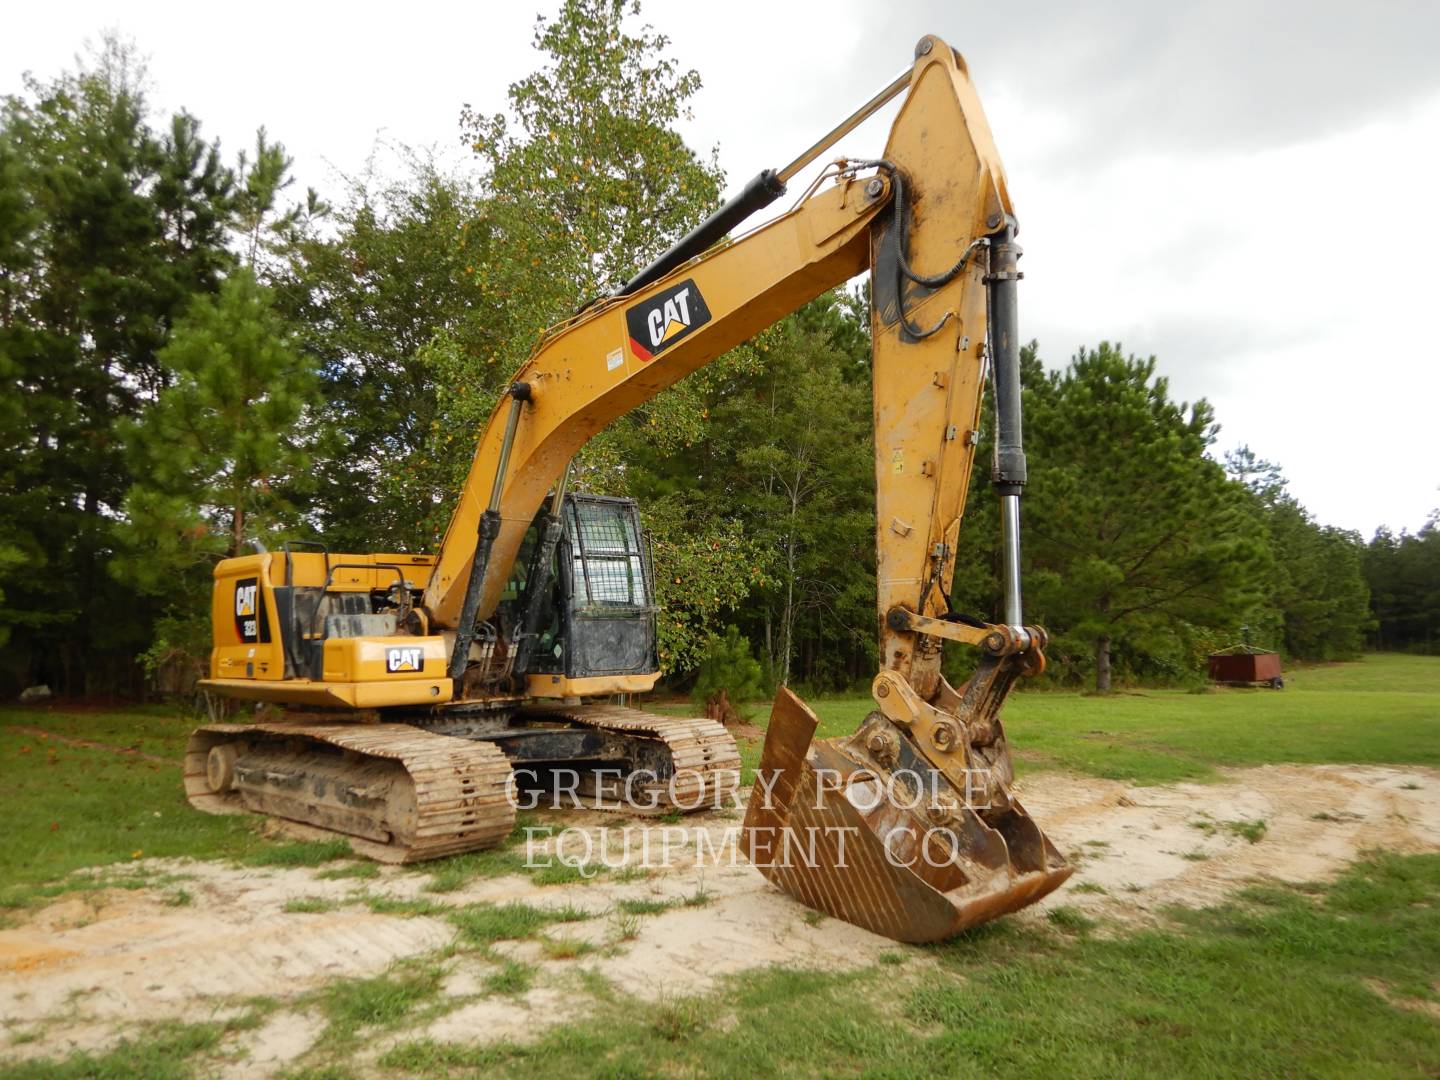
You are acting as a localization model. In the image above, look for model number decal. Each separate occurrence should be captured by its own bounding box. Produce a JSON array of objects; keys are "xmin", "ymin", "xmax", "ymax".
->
[{"xmin": 233, "ymin": 578, "xmax": 270, "ymax": 644}]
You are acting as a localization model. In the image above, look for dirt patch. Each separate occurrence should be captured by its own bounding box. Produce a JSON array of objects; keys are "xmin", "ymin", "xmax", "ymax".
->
[
  {"xmin": 1025, "ymin": 764, "xmax": 1440, "ymax": 922},
  {"xmin": 219, "ymin": 1009, "xmax": 325, "ymax": 1078},
  {"xmin": 725, "ymin": 721, "xmax": 765, "ymax": 741},
  {"xmin": 423, "ymin": 986, "xmax": 572, "ymax": 1045},
  {"xmin": 4, "ymin": 763, "xmax": 1438, "ymax": 1070},
  {"xmin": 0, "ymin": 867, "xmax": 450, "ymax": 1030},
  {"xmin": 1363, "ymin": 978, "xmax": 1440, "ymax": 1022}
]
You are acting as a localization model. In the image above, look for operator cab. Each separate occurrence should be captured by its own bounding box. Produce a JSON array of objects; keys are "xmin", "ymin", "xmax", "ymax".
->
[
  {"xmin": 505, "ymin": 493, "xmax": 658, "ymax": 681},
  {"xmin": 257, "ymin": 493, "xmax": 656, "ymax": 690}
]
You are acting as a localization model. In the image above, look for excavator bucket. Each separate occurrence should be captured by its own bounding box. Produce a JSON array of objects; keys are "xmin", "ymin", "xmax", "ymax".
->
[{"xmin": 743, "ymin": 681, "xmax": 1071, "ymax": 943}]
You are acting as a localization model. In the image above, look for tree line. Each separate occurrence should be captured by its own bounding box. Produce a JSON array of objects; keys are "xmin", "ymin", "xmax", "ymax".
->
[{"xmin": 2, "ymin": 1, "xmax": 1432, "ymax": 700}]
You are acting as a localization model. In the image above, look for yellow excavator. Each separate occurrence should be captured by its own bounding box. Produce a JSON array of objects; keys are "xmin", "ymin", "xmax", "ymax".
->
[{"xmin": 190, "ymin": 34, "xmax": 1071, "ymax": 942}]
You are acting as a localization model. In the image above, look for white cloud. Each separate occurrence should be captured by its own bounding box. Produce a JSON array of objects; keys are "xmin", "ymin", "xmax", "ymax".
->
[{"xmin": 1017, "ymin": 93, "xmax": 1440, "ymax": 533}]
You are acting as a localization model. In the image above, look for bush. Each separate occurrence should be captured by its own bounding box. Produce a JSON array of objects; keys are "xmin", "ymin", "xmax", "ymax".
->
[{"xmin": 691, "ymin": 626, "xmax": 766, "ymax": 705}]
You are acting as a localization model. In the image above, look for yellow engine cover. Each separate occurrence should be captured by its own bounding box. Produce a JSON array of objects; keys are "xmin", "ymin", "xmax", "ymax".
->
[{"xmin": 322, "ymin": 635, "xmax": 448, "ymax": 682}]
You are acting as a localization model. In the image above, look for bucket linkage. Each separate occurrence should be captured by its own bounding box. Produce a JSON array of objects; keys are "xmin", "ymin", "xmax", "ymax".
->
[{"xmin": 743, "ymin": 630, "xmax": 1070, "ymax": 943}]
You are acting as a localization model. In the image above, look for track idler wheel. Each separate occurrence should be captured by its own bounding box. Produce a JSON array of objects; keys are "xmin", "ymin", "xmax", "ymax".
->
[{"xmin": 206, "ymin": 744, "xmax": 239, "ymax": 793}]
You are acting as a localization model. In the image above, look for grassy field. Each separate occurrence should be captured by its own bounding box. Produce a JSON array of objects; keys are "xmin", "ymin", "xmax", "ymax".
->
[
  {"xmin": 0, "ymin": 705, "xmax": 280, "ymax": 900},
  {"xmin": 1, "ymin": 654, "xmax": 1438, "ymax": 1077},
  {"xmin": 698, "ymin": 651, "xmax": 1440, "ymax": 785},
  {"xmin": 372, "ymin": 851, "xmax": 1440, "ymax": 1079},
  {"xmin": 2, "ymin": 653, "xmax": 1436, "ymax": 897}
]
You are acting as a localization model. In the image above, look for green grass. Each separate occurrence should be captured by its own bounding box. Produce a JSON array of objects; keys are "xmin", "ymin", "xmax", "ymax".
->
[
  {"xmin": 283, "ymin": 896, "xmax": 340, "ymax": 914},
  {"xmin": 360, "ymin": 894, "xmax": 448, "ymax": 918},
  {"xmin": 245, "ymin": 839, "xmax": 353, "ymax": 868},
  {"xmin": 609, "ymin": 909, "xmax": 642, "ymax": 941},
  {"xmin": 446, "ymin": 901, "xmax": 590, "ymax": 946},
  {"xmin": 0, "ymin": 705, "xmax": 536, "ymax": 902},
  {"xmin": 1225, "ymin": 819, "xmax": 1268, "ymax": 844},
  {"xmin": 0, "ymin": 1022, "xmax": 221, "ymax": 1079},
  {"xmin": 1189, "ymin": 817, "xmax": 1269, "ymax": 844},
  {"xmin": 539, "ymin": 934, "xmax": 596, "ymax": 960},
  {"xmin": 0, "ymin": 702, "xmax": 194, "ymax": 760},
  {"xmin": 424, "ymin": 850, "xmax": 529, "ymax": 893},
  {"xmin": 650, "ymin": 994, "xmax": 706, "ymax": 1042},
  {"xmin": 0, "ymin": 1012, "xmax": 266, "ymax": 1079},
  {"xmin": 483, "ymin": 961, "xmax": 535, "ymax": 996},
  {"xmin": 281, "ymin": 1067, "xmax": 353, "ymax": 1080},
  {"xmin": 378, "ymin": 1040, "xmax": 504, "ymax": 1074},
  {"xmin": 531, "ymin": 860, "xmax": 597, "ymax": 886},
  {"xmin": 0, "ymin": 705, "xmax": 363, "ymax": 899},
  {"xmin": 662, "ymin": 652, "xmax": 1440, "ymax": 786},
  {"xmin": 1001, "ymin": 652, "xmax": 1439, "ymax": 784},
  {"xmin": 419, "ymin": 817, "xmax": 540, "ymax": 892},
  {"xmin": 682, "ymin": 881, "xmax": 713, "ymax": 908},
  {"xmin": 376, "ymin": 852, "xmax": 1440, "ymax": 1079},
  {"xmin": 318, "ymin": 963, "xmax": 445, "ymax": 1037},
  {"xmin": 315, "ymin": 860, "xmax": 381, "ymax": 881},
  {"xmin": 0, "ymin": 721, "xmax": 265, "ymax": 898},
  {"xmin": 614, "ymin": 897, "xmax": 676, "ymax": 916},
  {"xmin": 1045, "ymin": 905, "xmax": 1098, "ymax": 935}
]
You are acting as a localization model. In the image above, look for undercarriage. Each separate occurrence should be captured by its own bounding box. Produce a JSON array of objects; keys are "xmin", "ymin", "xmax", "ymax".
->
[{"xmin": 185, "ymin": 703, "xmax": 740, "ymax": 862}]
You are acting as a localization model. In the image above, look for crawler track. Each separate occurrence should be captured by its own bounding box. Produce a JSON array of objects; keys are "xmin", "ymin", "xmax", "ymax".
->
[
  {"xmin": 185, "ymin": 706, "xmax": 738, "ymax": 861},
  {"xmin": 185, "ymin": 723, "xmax": 516, "ymax": 863},
  {"xmin": 521, "ymin": 703, "xmax": 741, "ymax": 812}
]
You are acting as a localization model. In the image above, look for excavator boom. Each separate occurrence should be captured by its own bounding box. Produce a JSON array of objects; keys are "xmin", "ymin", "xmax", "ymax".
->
[
  {"xmin": 416, "ymin": 35, "xmax": 1070, "ymax": 939},
  {"xmin": 193, "ymin": 34, "xmax": 1069, "ymax": 936}
]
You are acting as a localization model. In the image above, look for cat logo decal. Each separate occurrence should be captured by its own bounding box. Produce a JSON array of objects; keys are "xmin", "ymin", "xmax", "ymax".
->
[
  {"xmin": 625, "ymin": 279, "xmax": 711, "ymax": 361},
  {"xmin": 386, "ymin": 647, "xmax": 423, "ymax": 673}
]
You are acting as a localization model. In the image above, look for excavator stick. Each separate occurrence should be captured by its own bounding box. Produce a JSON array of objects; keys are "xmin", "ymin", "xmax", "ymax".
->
[{"xmin": 736, "ymin": 35, "xmax": 1071, "ymax": 942}]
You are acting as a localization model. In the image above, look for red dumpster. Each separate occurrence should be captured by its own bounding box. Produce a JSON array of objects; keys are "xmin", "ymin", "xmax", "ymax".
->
[{"xmin": 1208, "ymin": 648, "xmax": 1284, "ymax": 689}]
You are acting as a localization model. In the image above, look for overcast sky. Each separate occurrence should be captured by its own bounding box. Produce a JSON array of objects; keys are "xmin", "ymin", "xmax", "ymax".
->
[{"xmin": 7, "ymin": 0, "xmax": 1438, "ymax": 536}]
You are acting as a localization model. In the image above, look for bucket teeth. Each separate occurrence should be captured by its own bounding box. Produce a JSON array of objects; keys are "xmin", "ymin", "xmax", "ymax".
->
[{"xmin": 743, "ymin": 686, "xmax": 1071, "ymax": 943}]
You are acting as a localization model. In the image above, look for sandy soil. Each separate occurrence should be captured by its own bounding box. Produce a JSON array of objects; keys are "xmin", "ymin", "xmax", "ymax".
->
[
  {"xmin": 1023, "ymin": 763, "xmax": 1440, "ymax": 917},
  {"xmin": 3, "ymin": 762, "xmax": 1437, "ymax": 1072}
]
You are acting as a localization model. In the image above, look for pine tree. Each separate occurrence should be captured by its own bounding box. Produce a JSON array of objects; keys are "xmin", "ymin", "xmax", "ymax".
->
[
  {"xmin": 118, "ymin": 270, "xmax": 318, "ymax": 572},
  {"xmin": 1023, "ymin": 344, "xmax": 1271, "ymax": 690},
  {"xmin": 1364, "ymin": 514, "xmax": 1440, "ymax": 653},
  {"xmin": 0, "ymin": 40, "xmax": 237, "ymax": 693},
  {"xmin": 113, "ymin": 270, "xmax": 318, "ymax": 680},
  {"xmin": 1223, "ymin": 446, "xmax": 1372, "ymax": 659}
]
